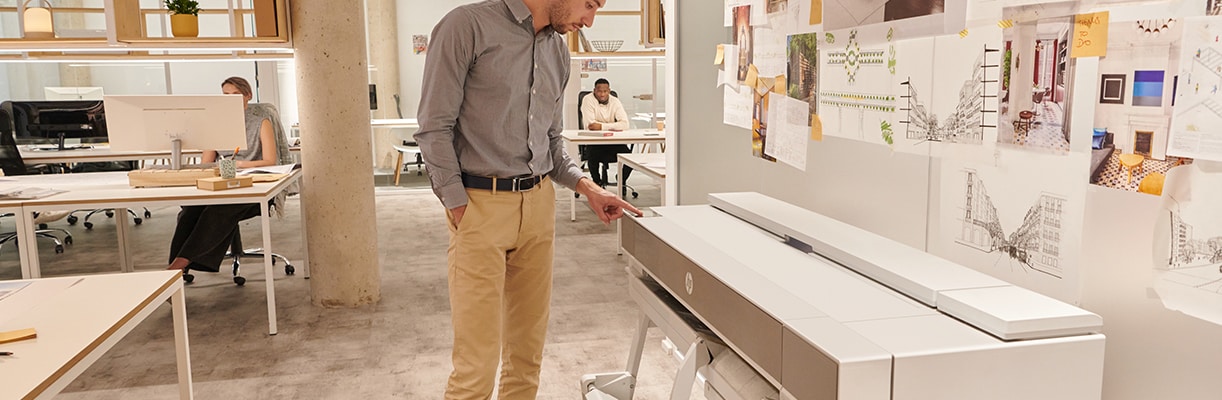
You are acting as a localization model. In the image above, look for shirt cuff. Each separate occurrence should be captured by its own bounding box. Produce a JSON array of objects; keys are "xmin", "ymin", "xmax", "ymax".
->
[{"xmin": 436, "ymin": 181, "xmax": 469, "ymax": 209}]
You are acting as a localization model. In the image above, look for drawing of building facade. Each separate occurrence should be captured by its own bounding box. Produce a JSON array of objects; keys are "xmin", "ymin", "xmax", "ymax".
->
[
  {"xmin": 957, "ymin": 169, "xmax": 1066, "ymax": 277},
  {"xmin": 900, "ymin": 47, "xmax": 996, "ymax": 144},
  {"xmin": 958, "ymin": 169, "xmax": 999, "ymax": 251},
  {"xmin": 1166, "ymin": 211, "xmax": 1222, "ymax": 269}
]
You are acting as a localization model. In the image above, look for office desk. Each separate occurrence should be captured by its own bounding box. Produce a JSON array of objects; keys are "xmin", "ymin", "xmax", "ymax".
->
[
  {"xmin": 5, "ymin": 170, "xmax": 303, "ymax": 335},
  {"xmin": 0, "ymin": 271, "xmax": 193, "ymax": 399},
  {"xmin": 616, "ymin": 153, "xmax": 666, "ymax": 255},
  {"xmin": 560, "ymin": 129, "xmax": 666, "ymax": 222},
  {"xmin": 20, "ymin": 146, "xmax": 204, "ymax": 165}
]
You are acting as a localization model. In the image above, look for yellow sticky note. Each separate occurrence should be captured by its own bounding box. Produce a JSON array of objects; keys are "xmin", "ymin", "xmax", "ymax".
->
[
  {"xmin": 809, "ymin": 0, "xmax": 822, "ymax": 25},
  {"xmin": 810, "ymin": 114, "xmax": 823, "ymax": 141},
  {"xmin": 959, "ymin": 29, "xmax": 969, "ymax": 38},
  {"xmin": 756, "ymin": 77, "xmax": 773, "ymax": 96},
  {"xmin": 0, "ymin": 327, "xmax": 37, "ymax": 344},
  {"xmin": 1071, "ymin": 11, "xmax": 1108, "ymax": 58},
  {"xmin": 998, "ymin": 19, "xmax": 1014, "ymax": 29},
  {"xmin": 714, "ymin": 44, "xmax": 725, "ymax": 66},
  {"xmin": 773, "ymin": 75, "xmax": 786, "ymax": 94},
  {"xmin": 744, "ymin": 64, "xmax": 760, "ymax": 88}
]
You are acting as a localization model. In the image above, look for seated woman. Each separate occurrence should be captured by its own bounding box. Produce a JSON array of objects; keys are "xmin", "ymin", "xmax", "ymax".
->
[{"xmin": 167, "ymin": 76, "xmax": 293, "ymax": 273}]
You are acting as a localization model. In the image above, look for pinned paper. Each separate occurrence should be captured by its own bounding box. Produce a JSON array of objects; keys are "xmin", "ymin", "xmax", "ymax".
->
[
  {"xmin": 773, "ymin": 75, "xmax": 786, "ymax": 94},
  {"xmin": 811, "ymin": 114, "xmax": 823, "ymax": 141},
  {"xmin": 1071, "ymin": 11, "xmax": 1108, "ymax": 58},
  {"xmin": 744, "ymin": 64, "xmax": 760, "ymax": 88},
  {"xmin": 755, "ymin": 76, "xmax": 775, "ymax": 96},
  {"xmin": 714, "ymin": 44, "xmax": 726, "ymax": 65}
]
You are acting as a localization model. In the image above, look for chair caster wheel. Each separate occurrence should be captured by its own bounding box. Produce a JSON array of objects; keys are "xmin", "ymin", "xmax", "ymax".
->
[
  {"xmin": 183, "ymin": 273, "xmax": 195, "ymax": 283},
  {"xmin": 55, "ymin": 245, "xmax": 64, "ymax": 254},
  {"xmin": 574, "ymin": 193, "xmax": 581, "ymax": 198},
  {"xmin": 64, "ymin": 236, "xmax": 73, "ymax": 245},
  {"xmin": 84, "ymin": 222, "xmax": 94, "ymax": 230},
  {"xmin": 67, "ymin": 215, "xmax": 78, "ymax": 225},
  {"xmin": 631, "ymin": 192, "xmax": 639, "ymax": 199},
  {"xmin": 105, "ymin": 210, "xmax": 114, "ymax": 218},
  {"xmin": 144, "ymin": 210, "xmax": 152, "ymax": 218},
  {"xmin": 234, "ymin": 276, "xmax": 246, "ymax": 286},
  {"xmin": 134, "ymin": 218, "xmax": 143, "ymax": 225},
  {"xmin": 285, "ymin": 265, "xmax": 295, "ymax": 275},
  {"xmin": 38, "ymin": 223, "xmax": 48, "ymax": 230}
]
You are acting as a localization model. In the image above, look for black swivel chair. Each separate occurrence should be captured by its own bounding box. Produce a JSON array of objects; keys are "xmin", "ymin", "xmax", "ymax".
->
[
  {"xmin": 577, "ymin": 90, "xmax": 638, "ymax": 199},
  {"xmin": 0, "ymin": 127, "xmax": 72, "ymax": 253}
]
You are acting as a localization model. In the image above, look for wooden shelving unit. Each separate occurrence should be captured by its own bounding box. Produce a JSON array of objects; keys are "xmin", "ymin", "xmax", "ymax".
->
[{"xmin": 0, "ymin": 0, "xmax": 291, "ymax": 60}]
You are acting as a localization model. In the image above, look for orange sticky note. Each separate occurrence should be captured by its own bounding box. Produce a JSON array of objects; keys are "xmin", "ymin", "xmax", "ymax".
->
[
  {"xmin": 1071, "ymin": 11, "xmax": 1108, "ymax": 58},
  {"xmin": 714, "ymin": 44, "xmax": 725, "ymax": 66},
  {"xmin": 773, "ymin": 75, "xmax": 786, "ymax": 95},
  {"xmin": 811, "ymin": 114, "xmax": 823, "ymax": 141},
  {"xmin": 744, "ymin": 64, "xmax": 760, "ymax": 88},
  {"xmin": 809, "ymin": 0, "xmax": 822, "ymax": 25}
]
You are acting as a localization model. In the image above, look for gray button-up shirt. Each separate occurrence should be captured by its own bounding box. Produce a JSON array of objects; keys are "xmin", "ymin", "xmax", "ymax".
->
[{"xmin": 414, "ymin": 0, "xmax": 585, "ymax": 209}]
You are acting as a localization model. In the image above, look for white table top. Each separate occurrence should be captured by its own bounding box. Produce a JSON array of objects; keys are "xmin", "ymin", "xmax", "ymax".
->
[
  {"xmin": 0, "ymin": 170, "xmax": 300, "ymax": 209},
  {"xmin": 618, "ymin": 153, "xmax": 666, "ymax": 178},
  {"xmin": 370, "ymin": 118, "xmax": 419, "ymax": 128},
  {"xmin": 0, "ymin": 271, "xmax": 182, "ymax": 400},
  {"xmin": 560, "ymin": 129, "xmax": 666, "ymax": 144},
  {"xmin": 20, "ymin": 146, "xmax": 205, "ymax": 165}
]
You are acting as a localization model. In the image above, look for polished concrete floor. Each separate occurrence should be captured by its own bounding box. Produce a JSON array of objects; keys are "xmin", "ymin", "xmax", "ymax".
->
[{"xmin": 3, "ymin": 176, "xmax": 689, "ymax": 399}]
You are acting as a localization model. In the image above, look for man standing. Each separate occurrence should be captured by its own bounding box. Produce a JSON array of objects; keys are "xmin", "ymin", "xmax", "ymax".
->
[
  {"xmin": 580, "ymin": 78, "xmax": 634, "ymax": 189},
  {"xmin": 414, "ymin": 0, "xmax": 640, "ymax": 399}
]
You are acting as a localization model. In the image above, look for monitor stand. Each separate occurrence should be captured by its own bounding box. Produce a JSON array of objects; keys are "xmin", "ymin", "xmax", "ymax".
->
[{"xmin": 170, "ymin": 138, "xmax": 183, "ymax": 170}]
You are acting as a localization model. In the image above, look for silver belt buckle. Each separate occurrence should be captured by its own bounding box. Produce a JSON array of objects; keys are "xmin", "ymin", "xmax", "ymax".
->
[{"xmin": 512, "ymin": 177, "xmax": 527, "ymax": 192}]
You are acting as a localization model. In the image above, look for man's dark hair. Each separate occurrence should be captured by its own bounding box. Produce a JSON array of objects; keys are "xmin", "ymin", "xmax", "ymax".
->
[{"xmin": 594, "ymin": 78, "xmax": 610, "ymax": 87}]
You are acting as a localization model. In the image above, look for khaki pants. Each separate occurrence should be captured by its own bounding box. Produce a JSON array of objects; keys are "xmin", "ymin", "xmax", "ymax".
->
[{"xmin": 445, "ymin": 178, "xmax": 556, "ymax": 400}]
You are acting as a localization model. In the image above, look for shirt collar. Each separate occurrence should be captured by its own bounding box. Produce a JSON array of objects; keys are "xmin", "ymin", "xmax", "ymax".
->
[
  {"xmin": 503, "ymin": 0, "xmax": 532, "ymax": 25},
  {"xmin": 503, "ymin": 0, "xmax": 558, "ymax": 35}
]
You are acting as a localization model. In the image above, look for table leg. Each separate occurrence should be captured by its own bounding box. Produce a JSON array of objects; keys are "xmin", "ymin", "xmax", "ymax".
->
[
  {"xmin": 115, "ymin": 208, "xmax": 134, "ymax": 273},
  {"xmin": 570, "ymin": 186, "xmax": 577, "ymax": 222},
  {"xmin": 170, "ymin": 285, "xmax": 195, "ymax": 400},
  {"xmin": 15, "ymin": 209, "xmax": 37, "ymax": 279},
  {"xmin": 260, "ymin": 201, "xmax": 278, "ymax": 335},
  {"xmin": 617, "ymin": 161, "xmax": 624, "ymax": 256}
]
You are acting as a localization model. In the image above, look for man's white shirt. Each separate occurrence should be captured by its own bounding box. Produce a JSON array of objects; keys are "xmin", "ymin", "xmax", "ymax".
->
[{"xmin": 581, "ymin": 93, "xmax": 630, "ymax": 131}]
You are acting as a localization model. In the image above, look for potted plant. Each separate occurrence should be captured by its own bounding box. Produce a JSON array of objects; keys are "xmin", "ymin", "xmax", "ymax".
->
[{"xmin": 164, "ymin": 0, "xmax": 200, "ymax": 38}]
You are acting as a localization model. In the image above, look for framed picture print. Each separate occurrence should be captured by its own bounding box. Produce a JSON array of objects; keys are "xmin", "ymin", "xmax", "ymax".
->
[{"xmin": 1099, "ymin": 74, "xmax": 1125, "ymax": 104}]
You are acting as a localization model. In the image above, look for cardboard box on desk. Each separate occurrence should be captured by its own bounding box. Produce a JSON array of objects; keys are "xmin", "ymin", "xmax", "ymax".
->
[
  {"xmin": 197, "ymin": 176, "xmax": 253, "ymax": 191},
  {"xmin": 128, "ymin": 168, "xmax": 218, "ymax": 187}
]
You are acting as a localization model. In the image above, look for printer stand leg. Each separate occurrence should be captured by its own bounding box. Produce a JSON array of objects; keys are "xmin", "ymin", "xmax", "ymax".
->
[
  {"xmin": 669, "ymin": 339, "xmax": 710, "ymax": 400},
  {"xmin": 581, "ymin": 313, "xmax": 654, "ymax": 400}
]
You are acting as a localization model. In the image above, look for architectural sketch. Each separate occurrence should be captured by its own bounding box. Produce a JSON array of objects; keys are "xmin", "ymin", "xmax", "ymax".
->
[
  {"xmin": 1169, "ymin": 17, "xmax": 1222, "ymax": 161},
  {"xmin": 899, "ymin": 45, "xmax": 999, "ymax": 144},
  {"xmin": 822, "ymin": 0, "xmax": 966, "ymax": 37},
  {"xmin": 957, "ymin": 169, "xmax": 1066, "ymax": 278},
  {"xmin": 825, "ymin": 30, "xmax": 886, "ymax": 83},
  {"xmin": 1164, "ymin": 209, "xmax": 1222, "ymax": 273}
]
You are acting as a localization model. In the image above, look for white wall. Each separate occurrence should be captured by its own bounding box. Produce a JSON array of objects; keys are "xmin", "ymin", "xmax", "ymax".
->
[
  {"xmin": 395, "ymin": 0, "xmax": 484, "ymax": 119},
  {"xmin": 394, "ymin": 0, "xmax": 662, "ymax": 121}
]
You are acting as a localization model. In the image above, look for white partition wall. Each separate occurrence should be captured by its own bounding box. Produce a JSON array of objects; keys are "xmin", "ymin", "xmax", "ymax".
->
[{"xmin": 672, "ymin": 0, "xmax": 1222, "ymax": 398}]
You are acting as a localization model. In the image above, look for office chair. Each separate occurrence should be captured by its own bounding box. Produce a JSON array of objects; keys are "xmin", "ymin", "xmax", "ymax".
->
[
  {"xmin": 0, "ymin": 128, "xmax": 71, "ymax": 253},
  {"xmin": 393, "ymin": 140, "xmax": 424, "ymax": 185},
  {"xmin": 179, "ymin": 200, "xmax": 297, "ymax": 286},
  {"xmin": 577, "ymin": 90, "xmax": 638, "ymax": 199}
]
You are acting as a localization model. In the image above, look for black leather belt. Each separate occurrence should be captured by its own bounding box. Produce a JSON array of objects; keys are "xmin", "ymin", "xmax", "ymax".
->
[{"xmin": 461, "ymin": 174, "xmax": 544, "ymax": 192}]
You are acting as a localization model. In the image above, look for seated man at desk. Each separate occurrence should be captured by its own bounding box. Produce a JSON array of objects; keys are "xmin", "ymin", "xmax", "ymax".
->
[{"xmin": 580, "ymin": 78, "xmax": 633, "ymax": 192}]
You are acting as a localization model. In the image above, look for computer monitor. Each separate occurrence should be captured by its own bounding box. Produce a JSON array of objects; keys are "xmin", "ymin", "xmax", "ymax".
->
[
  {"xmin": 2, "ymin": 100, "xmax": 108, "ymax": 149},
  {"xmin": 103, "ymin": 95, "xmax": 246, "ymax": 169},
  {"xmin": 44, "ymin": 86, "xmax": 105, "ymax": 100}
]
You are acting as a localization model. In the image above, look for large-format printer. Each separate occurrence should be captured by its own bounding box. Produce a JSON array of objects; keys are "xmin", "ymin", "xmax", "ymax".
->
[{"xmin": 585, "ymin": 192, "xmax": 1104, "ymax": 400}]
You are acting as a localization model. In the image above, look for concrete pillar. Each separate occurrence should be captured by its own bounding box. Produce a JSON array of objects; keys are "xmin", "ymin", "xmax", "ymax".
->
[
  {"xmin": 290, "ymin": 0, "xmax": 381, "ymax": 307},
  {"xmin": 366, "ymin": 0, "xmax": 402, "ymax": 170}
]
